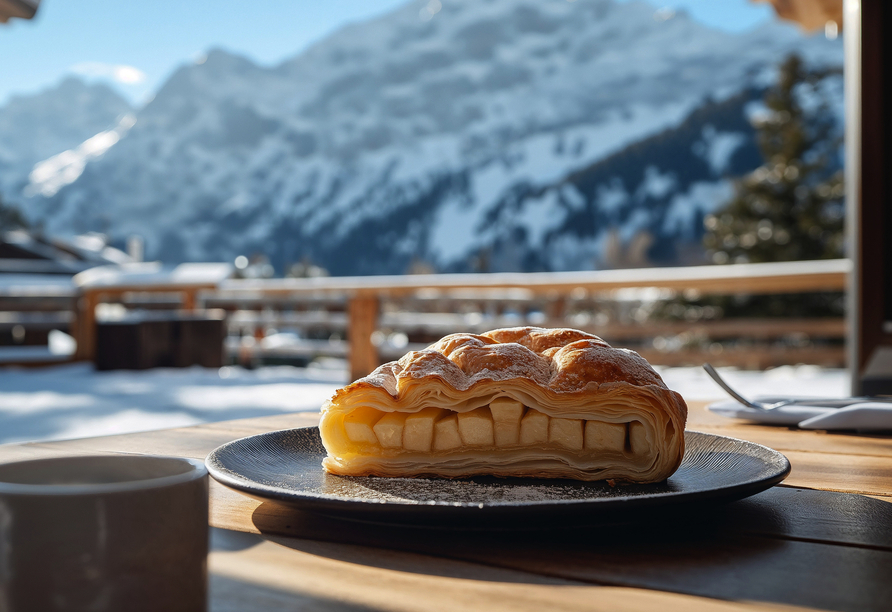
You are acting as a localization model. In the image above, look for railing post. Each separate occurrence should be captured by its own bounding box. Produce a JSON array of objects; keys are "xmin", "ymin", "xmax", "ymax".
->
[
  {"xmin": 74, "ymin": 290, "xmax": 97, "ymax": 362},
  {"xmin": 547, "ymin": 295, "xmax": 566, "ymax": 321},
  {"xmin": 348, "ymin": 294, "xmax": 379, "ymax": 382},
  {"xmin": 182, "ymin": 288, "xmax": 197, "ymax": 311}
]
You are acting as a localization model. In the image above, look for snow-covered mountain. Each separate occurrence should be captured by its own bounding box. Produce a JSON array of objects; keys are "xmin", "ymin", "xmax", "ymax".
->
[
  {"xmin": 0, "ymin": 78, "xmax": 132, "ymax": 201},
  {"xmin": 8, "ymin": 0, "xmax": 842, "ymax": 274}
]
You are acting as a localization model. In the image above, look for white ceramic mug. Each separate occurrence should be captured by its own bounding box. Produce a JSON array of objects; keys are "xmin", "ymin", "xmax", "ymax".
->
[{"xmin": 0, "ymin": 455, "xmax": 208, "ymax": 612}]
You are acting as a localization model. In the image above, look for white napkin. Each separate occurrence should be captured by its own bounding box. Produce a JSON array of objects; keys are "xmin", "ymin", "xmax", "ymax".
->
[
  {"xmin": 708, "ymin": 397, "xmax": 892, "ymax": 431},
  {"xmin": 798, "ymin": 404, "xmax": 892, "ymax": 431}
]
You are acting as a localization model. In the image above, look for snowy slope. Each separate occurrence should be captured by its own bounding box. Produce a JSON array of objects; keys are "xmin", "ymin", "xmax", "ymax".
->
[
  {"xmin": 0, "ymin": 78, "xmax": 132, "ymax": 202},
  {"xmin": 20, "ymin": 0, "xmax": 842, "ymax": 273}
]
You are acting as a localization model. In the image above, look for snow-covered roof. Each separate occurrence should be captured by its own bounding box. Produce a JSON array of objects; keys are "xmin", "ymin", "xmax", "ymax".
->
[
  {"xmin": 0, "ymin": 273, "xmax": 74, "ymax": 296},
  {"xmin": 74, "ymin": 262, "xmax": 234, "ymax": 289},
  {"xmin": 0, "ymin": 230, "xmax": 134, "ymax": 275}
]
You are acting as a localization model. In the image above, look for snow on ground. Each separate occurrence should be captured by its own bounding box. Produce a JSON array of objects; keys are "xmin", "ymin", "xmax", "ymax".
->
[
  {"xmin": 0, "ymin": 362, "xmax": 347, "ymax": 445},
  {"xmin": 656, "ymin": 364, "xmax": 850, "ymax": 401},
  {"xmin": 0, "ymin": 362, "xmax": 851, "ymax": 446}
]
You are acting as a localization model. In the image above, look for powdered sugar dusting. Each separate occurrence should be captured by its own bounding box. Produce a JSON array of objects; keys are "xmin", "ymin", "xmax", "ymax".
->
[{"xmin": 336, "ymin": 475, "xmax": 625, "ymax": 505}]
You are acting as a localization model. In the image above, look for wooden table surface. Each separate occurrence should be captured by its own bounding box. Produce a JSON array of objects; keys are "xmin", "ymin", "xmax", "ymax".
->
[{"xmin": 2, "ymin": 400, "xmax": 891, "ymax": 612}]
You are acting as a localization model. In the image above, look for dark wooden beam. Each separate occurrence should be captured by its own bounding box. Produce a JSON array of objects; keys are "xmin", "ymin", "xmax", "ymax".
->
[
  {"xmin": 0, "ymin": 0, "xmax": 39, "ymax": 23},
  {"xmin": 851, "ymin": 0, "xmax": 892, "ymax": 393}
]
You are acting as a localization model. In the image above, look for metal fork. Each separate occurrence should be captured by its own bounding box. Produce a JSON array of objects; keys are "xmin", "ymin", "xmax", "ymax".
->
[
  {"xmin": 702, "ymin": 363, "xmax": 892, "ymax": 411},
  {"xmin": 702, "ymin": 363, "xmax": 807, "ymax": 411}
]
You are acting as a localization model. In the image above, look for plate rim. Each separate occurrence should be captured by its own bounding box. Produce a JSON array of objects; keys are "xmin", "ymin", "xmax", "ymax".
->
[{"xmin": 205, "ymin": 427, "xmax": 791, "ymax": 515}]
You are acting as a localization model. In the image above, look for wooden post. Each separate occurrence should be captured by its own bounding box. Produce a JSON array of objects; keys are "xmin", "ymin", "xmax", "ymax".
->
[
  {"xmin": 348, "ymin": 295, "xmax": 379, "ymax": 382},
  {"xmin": 546, "ymin": 295, "xmax": 566, "ymax": 321},
  {"xmin": 182, "ymin": 289, "xmax": 197, "ymax": 311},
  {"xmin": 74, "ymin": 290, "xmax": 98, "ymax": 362}
]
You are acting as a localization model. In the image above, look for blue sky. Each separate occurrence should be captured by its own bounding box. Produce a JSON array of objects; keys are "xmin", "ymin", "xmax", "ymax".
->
[{"xmin": 0, "ymin": 0, "xmax": 776, "ymax": 107}]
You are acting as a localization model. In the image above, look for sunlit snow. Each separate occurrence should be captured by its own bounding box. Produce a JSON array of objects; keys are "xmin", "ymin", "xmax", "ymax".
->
[
  {"xmin": 0, "ymin": 363, "xmax": 848, "ymax": 445},
  {"xmin": 27, "ymin": 114, "xmax": 136, "ymax": 197}
]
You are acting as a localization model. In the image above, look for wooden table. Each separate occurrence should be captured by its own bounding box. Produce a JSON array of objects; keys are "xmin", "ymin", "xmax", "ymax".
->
[{"xmin": 1, "ymin": 401, "xmax": 890, "ymax": 611}]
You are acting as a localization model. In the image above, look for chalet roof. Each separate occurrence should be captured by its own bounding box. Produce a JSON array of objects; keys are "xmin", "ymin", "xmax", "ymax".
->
[{"xmin": 0, "ymin": 230, "xmax": 133, "ymax": 275}]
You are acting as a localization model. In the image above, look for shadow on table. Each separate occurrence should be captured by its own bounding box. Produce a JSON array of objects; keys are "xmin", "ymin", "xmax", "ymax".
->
[
  {"xmin": 209, "ymin": 529, "xmax": 384, "ymax": 612},
  {"xmin": 211, "ymin": 574, "xmax": 382, "ymax": 612},
  {"xmin": 211, "ymin": 527, "xmax": 265, "ymax": 552},
  {"xmin": 250, "ymin": 487, "xmax": 892, "ymax": 612}
]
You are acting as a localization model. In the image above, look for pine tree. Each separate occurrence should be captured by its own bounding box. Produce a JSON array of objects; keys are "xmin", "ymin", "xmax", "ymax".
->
[
  {"xmin": 654, "ymin": 54, "xmax": 845, "ymax": 325},
  {"xmin": 0, "ymin": 195, "xmax": 29, "ymax": 231},
  {"xmin": 703, "ymin": 54, "xmax": 844, "ymax": 266}
]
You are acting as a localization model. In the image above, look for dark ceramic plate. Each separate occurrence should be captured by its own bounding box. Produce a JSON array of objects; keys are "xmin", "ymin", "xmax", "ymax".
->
[{"xmin": 206, "ymin": 428, "xmax": 790, "ymax": 527}]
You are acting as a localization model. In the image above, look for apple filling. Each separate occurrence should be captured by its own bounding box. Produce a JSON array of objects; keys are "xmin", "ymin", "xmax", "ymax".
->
[{"xmin": 340, "ymin": 399, "xmax": 649, "ymax": 456}]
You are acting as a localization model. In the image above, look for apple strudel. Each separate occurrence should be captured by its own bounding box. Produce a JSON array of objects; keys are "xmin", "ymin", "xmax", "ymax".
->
[{"xmin": 320, "ymin": 327, "xmax": 687, "ymax": 483}]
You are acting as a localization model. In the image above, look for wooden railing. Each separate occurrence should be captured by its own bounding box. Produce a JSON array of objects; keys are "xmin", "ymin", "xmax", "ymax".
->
[
  {"xmin": 0, "ymin": 276, "xmax": 76, "ymax": 366},
  {"xmin": 69, "ymin": 259, "xmax": 850, "ymax": 380},
  {"xmin": 71, "ymin": 281, "xmax": 215, "ymax": 362}
]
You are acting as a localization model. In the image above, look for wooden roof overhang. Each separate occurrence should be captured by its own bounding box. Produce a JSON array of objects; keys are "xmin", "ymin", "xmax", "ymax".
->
[
  {"xmin": 0, "ymin": 0, "xmax": 39, "ymax": 23},
  {"xmin": 754, "ymin": 0, "xmax": 843, "ymax": 31}
]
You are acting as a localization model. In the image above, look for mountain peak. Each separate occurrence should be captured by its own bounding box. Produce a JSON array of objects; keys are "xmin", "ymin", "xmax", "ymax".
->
[
  {"xmin": 201, "ymin": 47, "xmax": 259, "ymax": 71},
  {"xmin": 0, "ymin": 76, "xmax": 131, "ymax": 179},
  {"xmin": 4, "ymin": 75, "xmax": 130, "ymax": 110}
]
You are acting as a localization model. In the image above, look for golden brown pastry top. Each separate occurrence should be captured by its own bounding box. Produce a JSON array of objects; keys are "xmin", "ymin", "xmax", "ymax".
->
[{"xmin": 333, "ymin": 326, "xmax": 676, "ymax": 403}]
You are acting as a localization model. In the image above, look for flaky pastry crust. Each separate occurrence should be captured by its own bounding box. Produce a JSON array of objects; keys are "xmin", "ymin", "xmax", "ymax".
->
[{"xmin": 320, "ymin": 327, "xmax": 687, "ymax": 483}]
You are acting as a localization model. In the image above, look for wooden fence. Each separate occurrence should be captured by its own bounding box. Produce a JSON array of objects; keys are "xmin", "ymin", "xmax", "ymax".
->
[
  {"xmin": 66, "ymin": 259, "xmax": 850, "ymax": 380},
  {"xmin": 0, "ymin": 276, "xmax": 76, "ymax": 366}
]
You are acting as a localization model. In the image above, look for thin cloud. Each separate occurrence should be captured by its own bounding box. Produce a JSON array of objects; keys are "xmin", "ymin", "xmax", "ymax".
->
[{"xmin": 70, "ymin": 62, "xmax": 146, "ymax": 84}]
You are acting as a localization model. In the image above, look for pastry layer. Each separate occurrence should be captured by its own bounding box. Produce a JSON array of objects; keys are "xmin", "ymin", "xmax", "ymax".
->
[{"xmin": 320, "ymin": 327, "xmax": 687, "ymax": 483}]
